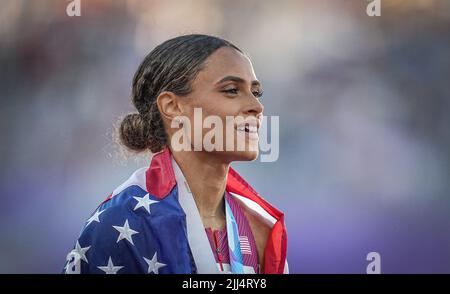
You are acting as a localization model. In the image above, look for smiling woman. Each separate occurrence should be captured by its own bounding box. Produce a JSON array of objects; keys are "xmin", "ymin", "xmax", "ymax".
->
[{"xmin": 63, "ymin": 34, "xmax": 288, "ymax": 274}]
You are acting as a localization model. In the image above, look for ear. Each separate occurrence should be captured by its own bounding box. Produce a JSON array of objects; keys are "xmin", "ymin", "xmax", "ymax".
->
[{"xmin": 156, "ymin": 91, "xmax": 184, "ymax": 121}]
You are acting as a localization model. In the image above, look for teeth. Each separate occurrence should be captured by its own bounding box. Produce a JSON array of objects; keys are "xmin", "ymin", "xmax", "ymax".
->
[
  {"xmin": 237, "ymin": 125, "xmax": 258, "ymax": 133},
  {"xmin": 248, "ymin": 126, "xmax": 257, "ymax": 132}
]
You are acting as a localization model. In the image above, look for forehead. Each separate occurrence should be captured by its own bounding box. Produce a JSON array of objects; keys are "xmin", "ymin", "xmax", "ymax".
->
[{"xmin": 194, "ymin": 47, "xmax": 257, "ymax": 86}]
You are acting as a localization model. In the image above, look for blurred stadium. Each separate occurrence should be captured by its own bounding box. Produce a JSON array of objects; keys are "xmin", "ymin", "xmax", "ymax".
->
[{"xmin": 0, "ymin": 0, "xmax": 449, "ymax": 273}]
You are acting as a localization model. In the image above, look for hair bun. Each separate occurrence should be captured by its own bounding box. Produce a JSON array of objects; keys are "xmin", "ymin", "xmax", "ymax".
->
[{"xmin": 119, "ymin": 113, "xmax": 150, "ymax": 152}]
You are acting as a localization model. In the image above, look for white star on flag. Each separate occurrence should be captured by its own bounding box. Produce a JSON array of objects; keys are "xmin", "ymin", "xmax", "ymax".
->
[
  {"xmin": 74, "ymin": 241, "xmax": 90, "ymax": 263},
  {"xmin": 144, "ymin": 252, "xmax": 166, "ymax": 274},
  {"xmin": 113, "ymin": 219, "xmax": 139, "ymax": 245},
  {"xmin": 133, "ymin": 193, "xmax": 158, "ymax": 213},
  {"xmin": 97, "ymin": 256, "xmax": 123, "ymax": 274},
  {"xmin": 85, "ymin": 209, "xmax": 106, "ymax": 227}
]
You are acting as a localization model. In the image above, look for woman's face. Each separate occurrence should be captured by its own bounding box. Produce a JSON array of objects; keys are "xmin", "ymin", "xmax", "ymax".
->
[{"xmin": 174, "ymin": 47, "xmax": 264, "ymax": 162}]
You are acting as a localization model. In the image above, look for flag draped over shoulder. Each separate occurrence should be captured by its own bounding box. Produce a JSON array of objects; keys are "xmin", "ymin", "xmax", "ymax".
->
[{"xmin": 64, "ymin": 147, "xmax": 288, "ymax": 274}]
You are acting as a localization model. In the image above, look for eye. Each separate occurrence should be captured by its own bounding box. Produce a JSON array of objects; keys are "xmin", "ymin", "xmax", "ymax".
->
[
  {"xmin": 221, "ymin": 88, "xmax": 239, "ymax": 95},
  {"xmin": 252, "ymin": 90, "xmax": 263, "ymax": 98}
]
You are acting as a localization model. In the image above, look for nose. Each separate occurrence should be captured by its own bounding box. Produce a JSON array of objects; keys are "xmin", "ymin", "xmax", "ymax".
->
[{"xmin": 243, "ymin": 96, "xmax": 264, "ymax": 118}]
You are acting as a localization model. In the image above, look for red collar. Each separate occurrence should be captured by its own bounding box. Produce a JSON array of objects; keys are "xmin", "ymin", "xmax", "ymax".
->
[{"xmin": 146, "ymin": 147, "xmax": 282, "ymax": 218}]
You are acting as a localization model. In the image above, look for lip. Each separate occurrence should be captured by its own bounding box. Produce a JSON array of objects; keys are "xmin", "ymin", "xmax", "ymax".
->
[{"xmin": 235, "ymin": 118, "xmax": 260, "ymax": 130}]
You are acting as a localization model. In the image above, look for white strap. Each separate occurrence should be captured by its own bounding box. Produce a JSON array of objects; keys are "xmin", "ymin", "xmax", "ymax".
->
[{"xmin": 171, "ymin": 157, "xmax": 220, "ymax": 274}]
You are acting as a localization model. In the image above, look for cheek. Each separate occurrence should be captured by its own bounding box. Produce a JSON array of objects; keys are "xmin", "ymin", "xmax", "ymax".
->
[
  {"xmin": 204, "ymin": 101, "xmax": 242, "ymax": 143},
  {"xmin": 202, "ymin": 96, "xmax": 239, "ymax": 116},
  {"xmin": 193, "ymin": 95, "xmax": 240, "ymax": 129},
  {"xmin": 180, "ymin": 94, "xmax": 258, "ymax": 152}
]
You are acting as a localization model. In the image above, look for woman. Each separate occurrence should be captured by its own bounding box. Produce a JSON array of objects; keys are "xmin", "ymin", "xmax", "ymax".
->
[{"xmin": 64, "ymin": 34, "xmax": 288, "ymax": 274}]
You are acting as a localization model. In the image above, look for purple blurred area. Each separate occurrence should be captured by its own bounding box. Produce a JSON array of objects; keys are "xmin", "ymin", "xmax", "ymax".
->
[{"xmin": 0, "ymin": 0, "xmax": 449, "ymax": 273}]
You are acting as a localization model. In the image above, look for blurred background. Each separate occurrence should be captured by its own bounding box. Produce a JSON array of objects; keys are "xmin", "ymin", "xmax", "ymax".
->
[{"xmin": 1, "ymin": 0, "xmax": 449, "ymax": 273}]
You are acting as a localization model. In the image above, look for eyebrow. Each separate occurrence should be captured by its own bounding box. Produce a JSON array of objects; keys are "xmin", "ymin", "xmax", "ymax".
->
[{"xmin": 215, "ymin": 75, "xmax": 261, "ymax": 87}]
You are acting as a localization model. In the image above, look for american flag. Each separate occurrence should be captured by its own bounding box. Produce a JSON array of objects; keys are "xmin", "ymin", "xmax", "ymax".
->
[
  {"xmin": 239, "ymin": 236, "xmax": 252, "ymax": 255},
  {"xmin": 64, "ymin": 147, "xmax": 288, "ymax": 274}
]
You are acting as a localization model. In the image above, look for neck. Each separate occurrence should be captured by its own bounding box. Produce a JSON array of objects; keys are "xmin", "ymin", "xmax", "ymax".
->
[{"xmin": 171, "ymin": 150, "xmax": 229, "ymax": 220}]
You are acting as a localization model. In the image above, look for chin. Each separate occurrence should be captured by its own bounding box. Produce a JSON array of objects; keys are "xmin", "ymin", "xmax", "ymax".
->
[{"xmin": 228, "ymin": 150, "xmax": 259, "ymax": 162}]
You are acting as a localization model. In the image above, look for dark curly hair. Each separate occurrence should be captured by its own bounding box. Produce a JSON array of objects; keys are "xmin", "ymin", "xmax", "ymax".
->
[{"xmin": 118, "ymin": 34, "xmax": 242, "ymax": 153}]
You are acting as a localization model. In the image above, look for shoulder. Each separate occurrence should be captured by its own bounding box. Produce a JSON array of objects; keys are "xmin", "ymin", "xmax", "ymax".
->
[
  {"xmin": 85, "ymin": 166, "xmax": 154, "ymax": 239},
  {"xmin": 64, "ymin": 167, "xmax": 165, "ymax": 274}
]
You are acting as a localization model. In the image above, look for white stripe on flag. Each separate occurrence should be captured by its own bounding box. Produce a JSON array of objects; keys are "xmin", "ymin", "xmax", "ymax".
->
[{"xmin": 239, "ymin": 236, "xmax": 252, "ymax": 254}]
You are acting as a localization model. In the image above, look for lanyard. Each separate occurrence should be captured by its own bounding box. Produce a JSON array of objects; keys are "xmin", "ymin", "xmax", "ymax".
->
[{"xmin": 225, "ymin": 196, "xmax": 245, "ymax": 274}]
